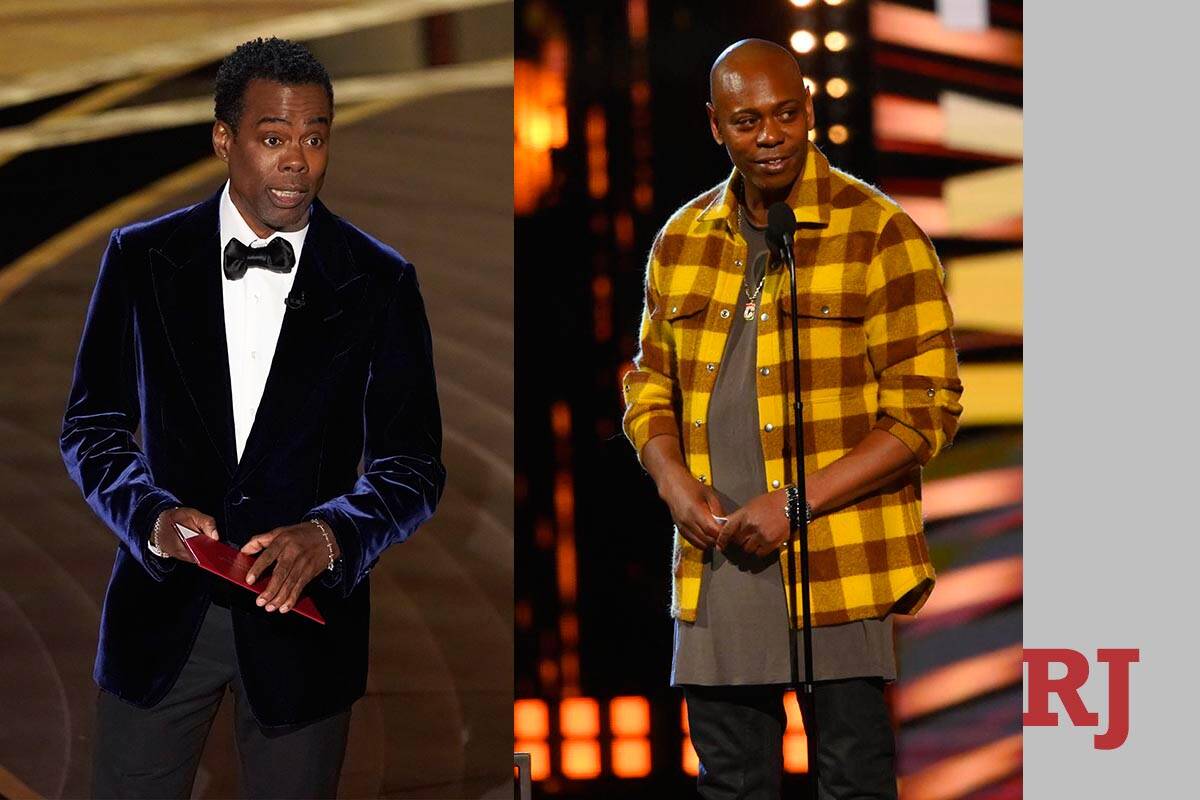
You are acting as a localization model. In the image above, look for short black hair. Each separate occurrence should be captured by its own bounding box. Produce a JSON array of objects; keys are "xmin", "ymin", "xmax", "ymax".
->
[{"xmin": 214, "ymin": 37, "xmax": 334, "ymax": 133}]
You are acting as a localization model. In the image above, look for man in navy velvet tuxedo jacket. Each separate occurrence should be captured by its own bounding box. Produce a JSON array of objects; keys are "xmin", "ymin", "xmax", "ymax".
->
[{"xmin": 60, "ymin": 38, "xmax": 444, "ymax": 798}]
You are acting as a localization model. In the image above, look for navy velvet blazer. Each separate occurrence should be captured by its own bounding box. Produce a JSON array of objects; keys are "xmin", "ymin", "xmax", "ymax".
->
[{"xmin": 60, "ymin": 189, "xmax": 445, "ymax": 727}]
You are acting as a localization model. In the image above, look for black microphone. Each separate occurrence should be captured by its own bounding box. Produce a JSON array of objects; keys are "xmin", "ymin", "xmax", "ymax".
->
[
  {"xmin": 766, "ymin": 202, "xmax": 797, "ymax": 268},
  {"xmin": 285, "ymin": 289, "xmax": 306, "ymax": 310}
]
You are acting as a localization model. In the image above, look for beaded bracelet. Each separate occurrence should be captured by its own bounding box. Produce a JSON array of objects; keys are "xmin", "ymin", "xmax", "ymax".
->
[{"xmin": 782, "ymin": 486, "xmax": 812, "ymax": 527}]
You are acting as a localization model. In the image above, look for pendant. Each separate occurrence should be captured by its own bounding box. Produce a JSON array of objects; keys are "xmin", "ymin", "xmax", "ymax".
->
[{"xmin": 743, "ymin": 300, "xmax": 756, "ymax": 321}]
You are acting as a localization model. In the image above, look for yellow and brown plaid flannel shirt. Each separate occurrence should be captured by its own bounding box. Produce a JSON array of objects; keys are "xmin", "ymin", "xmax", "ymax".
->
[{"xmin": 622, "ymin": 145, "xmax": 964, "ymax": 627}]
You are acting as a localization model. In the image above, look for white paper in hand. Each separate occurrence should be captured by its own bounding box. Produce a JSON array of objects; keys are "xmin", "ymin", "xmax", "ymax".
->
[{"xmin": 174, "ymin": 523, "xmax": 201, "ymax": 539}]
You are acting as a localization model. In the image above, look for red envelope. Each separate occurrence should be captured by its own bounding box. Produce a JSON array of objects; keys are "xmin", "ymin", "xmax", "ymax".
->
[{"xmin": 176, "ymin": 524, "xmax": 326, "ymax": 625}]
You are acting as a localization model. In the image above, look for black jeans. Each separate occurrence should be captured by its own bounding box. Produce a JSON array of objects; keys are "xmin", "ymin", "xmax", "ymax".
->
[
  {"xmin": 91, "ymin": 603, "xmax": 351, "ymax": 799},
  {"xmin": 684, "ymin": 679, "xmax": 897, "ymax": 800}
]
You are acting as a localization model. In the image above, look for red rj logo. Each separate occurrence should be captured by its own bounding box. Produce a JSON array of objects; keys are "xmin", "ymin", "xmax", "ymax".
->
[{"xmin": 1023, "ymin": 648, "xmax": 1140, "ymax": 750}]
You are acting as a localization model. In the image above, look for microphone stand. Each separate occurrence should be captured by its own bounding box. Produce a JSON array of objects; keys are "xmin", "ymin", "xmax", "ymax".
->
[{"xmin": 774, "ymin": 226, "xmax": 818, "ymax": 800}]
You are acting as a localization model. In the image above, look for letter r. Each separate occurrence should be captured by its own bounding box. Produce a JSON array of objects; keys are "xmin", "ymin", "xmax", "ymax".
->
[{"xmin": 1024, "ymin": 648, "xmax": 1099, "ymax": 727}]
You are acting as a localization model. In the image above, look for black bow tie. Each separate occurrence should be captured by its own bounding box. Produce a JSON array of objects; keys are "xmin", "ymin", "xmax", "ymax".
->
[{"xmin": 223, "ymin": 237, "xmax": 296, "ymax": 281}]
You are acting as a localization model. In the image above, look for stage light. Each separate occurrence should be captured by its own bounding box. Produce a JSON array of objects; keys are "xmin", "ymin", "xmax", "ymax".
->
[
  {"xmin": 790, "ymin": 30, "xmax": 817, "ymax": 53},
  {"xmin": 515, "ymin": 699, "xmax": 550, "ymax": 739},
  {"xmin": 561, "ymin": 739, "xmax": 602, "ymax": 779},
  {"xmin": 825, "ymin": 31, "xmax": 849, "ymax": 51},
  {"xmin": 784, "ymin": 691, "xmax": 805, "ymax": 733},
  {"xmin": 612, "ymin": 738, "xmax": 652, "ymax": 778},
  {"xmin": 826, "ymin": 77, "xmax": 850, "ymax": 98},
  {"xmin": 515, "ymin": 740, "xmax": 551, "ymax": 781},
  {"xmin": 560, "ymin": 697, "xmax": 600, "ymax": 738},
  {"xmin": 610, "ymin": 696, "xmax": 651, "ymax": 737},
  {"xmin": 803, "ymin": 76, "xmax": 818, "ymax": 96},
  {"xmin": 808, "ymin": 128, "xmax": 817, "ymax": 141},
  {"xmin": 790, "ymin": 0, "xmax": 816, "ymax": 6},
  {"xmin": 829, "ymin": 124, "xmax": 850, "ymax": 144},
  {"xmin": 682, "ymin": 738, "xmax": 700, "ymax": 776},
  {"xmin": 783, "ymin": 733, "xmax": 810, "ymax": 773},
  {"xmin": 825, "ymin": 0, "xmax": 847, "ymax": 5}
]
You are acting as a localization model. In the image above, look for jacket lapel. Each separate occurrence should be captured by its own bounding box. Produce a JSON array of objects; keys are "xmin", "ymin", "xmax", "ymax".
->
[
  {"xmin": 233, "ymin": 199, "xmax": 367, "ymax": 482},
  {"xmin": 149, "ymin": 190, "xmax": 238, "ymax": 477}
]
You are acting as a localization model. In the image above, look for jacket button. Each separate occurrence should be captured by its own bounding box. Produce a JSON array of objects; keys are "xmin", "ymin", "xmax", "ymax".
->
[
  {"xmin": 694, "ymin": 419, "xmax": 703, "ymax": 427},
  {"xmin": 926, "ymin": 388, "xmax": 936, "ymax": 397},
  {"xmin": 671, "ymin": 306, "xmax": 678, "ymax": 314},
  {"xmin": 706, "ymin": 363, "xmax": 716, "ymax": 372},
  {"xmin": 720, "ymin": 309, "xmax": 730, "ymax": 319},
  {"xmin": 760, "ymin": 367, "xmax": 770, "ymax": 376},
  {"xmin": 760, "ymin": 312, "xmax": 769, "ymax": 321},
  {"xmin": 772, "ymin": 479, "xmax": 781, "ymax": 488},
  {"xmin": 698, "ymin": 474, "xmax": 707, "ymax": 483},
  {"xmin": 821, "ymin": 305, "xmax": 830, "ymax": 315},
  {"xmin": 734, "ymin": 259, "xmax": 743, "ymax": 267},
  {"xmin": 764, "ymin": 423, "xmax": 774, "ymax": 432}
]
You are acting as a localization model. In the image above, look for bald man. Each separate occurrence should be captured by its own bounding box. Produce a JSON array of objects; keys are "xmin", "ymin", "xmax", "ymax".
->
[{"xmin": 622, "ymin": 39, "xmax": 963, "ymax": 799}]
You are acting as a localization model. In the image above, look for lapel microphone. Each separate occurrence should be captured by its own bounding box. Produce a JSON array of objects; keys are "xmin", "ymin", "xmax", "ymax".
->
[{"xmin": 285, "ymin": 289, "xmax": 306, "ymax": 310}]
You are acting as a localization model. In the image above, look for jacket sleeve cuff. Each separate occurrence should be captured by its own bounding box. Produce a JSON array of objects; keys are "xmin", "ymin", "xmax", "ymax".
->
[
  {"xmin": 874, "ymin": 416, "xmax": 934, "ymax": 465},
  {"xmin": 627, "ymin": 411, "xmax": 679, "ymax": 465},
  {"xmin": 133, "ymin": 491, "xmax": 182, "ymax": 581}
]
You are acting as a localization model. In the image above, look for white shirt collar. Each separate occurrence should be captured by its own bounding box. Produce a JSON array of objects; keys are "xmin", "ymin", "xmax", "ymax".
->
[{"xmin": 218, "ymin": 180, "xmax": 310, "ymax": 262}]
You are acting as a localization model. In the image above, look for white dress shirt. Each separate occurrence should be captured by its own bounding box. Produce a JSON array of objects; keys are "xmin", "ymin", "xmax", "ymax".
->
[{"xmin": 218, "ymin": 181, "xmax": 310, "ymax": 462}]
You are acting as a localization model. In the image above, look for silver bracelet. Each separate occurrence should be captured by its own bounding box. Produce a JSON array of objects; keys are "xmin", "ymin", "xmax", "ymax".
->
[
  {"xmin": 309, "ymin": 518, "xmax": 336, "ymax": 572},
  {"xmin": 149, "ymin": 506, "xmax": 179, "ymax": 558}
]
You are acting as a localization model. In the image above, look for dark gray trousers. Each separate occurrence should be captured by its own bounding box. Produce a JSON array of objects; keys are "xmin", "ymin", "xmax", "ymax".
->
[
  {"xmin": 91, "ymin": 603, "xmax": 351, "ymax": 799},
  {"xmin": 684, "ymin": 679, "xmax": 898, "ymax": 800}
]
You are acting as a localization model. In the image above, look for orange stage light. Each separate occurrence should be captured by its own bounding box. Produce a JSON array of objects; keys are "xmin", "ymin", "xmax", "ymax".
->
[
  {"xmin": 923, "ymin": 467, "xmax": 1022, "ymax": 521},
  {"xmin": 633, "ymin": 182, "xmax": 653, "ymax": 211},
  {"xmin": 900, "ymin": 556, "xmax": 1022, "ymax": 628},
  {"xmin": 783, "ymin": 733, "xmax": 810, "ymax": 773},
  {"xmin": 593, "ymin": 273, "xmax": 613, "ymax": 342},
  {"xmin": 559, "ymin": 611, "xmax": 579, "ymax": 647},
  {"xmin": 900, "ymin": 734, "xmax": 1022, "ymax": 800},
  {"xmin": 627, "ymin": 0, "xmax": 648, "ymax": 41},
  {"xmin": 514, "ymin": 740, "xmax": 551, "ymax": 781},
  {"xmin": 610, "ymin": 696, "xmax": 651, "ymax": 737},
  {"xmin": 514, "ymin": 41, "xmax": 569, "ymax": 215},
  {"xmin": 873, "ymin": 94, "xmax": 945, "ymax": 147},
  {"xmin": 682, "ymin": 737, "xmax": 700, "ymax": 776},
  {"xmin": 586, "ymin": 106, "xmax": 608, "ymax": 199},
  {"xmin": 783, "ymin": 690, "xmax": 806, "ymax": 734},
  {"xmin": 611, "ymin": 738, "xmax": 652, "ymax": 778},
  {"xmin": 560, "ymin": 697, "xmax": 601, "ymax": 738},
  {"xmin": 894, "ymin": 644, "xmax": 1023, "ymax": 722},
  {"xmin": 514, "ymin": 698, "xmax": 549, "ymax": 739},
  {"xmin": 561, "ymin": 738, "xmax": 602, "ymax": 780},
  {"xmin": 871, "ymin": 2, "xmax": 1022, "ymax": 68}
]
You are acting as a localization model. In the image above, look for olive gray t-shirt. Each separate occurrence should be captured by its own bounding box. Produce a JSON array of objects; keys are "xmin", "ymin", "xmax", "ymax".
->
[{"xmin": 671, "ymin": 215, "xmax": 897, "ymax": 686}]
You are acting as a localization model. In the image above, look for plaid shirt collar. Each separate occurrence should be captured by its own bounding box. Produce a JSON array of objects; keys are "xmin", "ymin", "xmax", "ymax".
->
[{"xmin": 694, "ymin": 143, "xmax": 833, "ymax": 230}]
